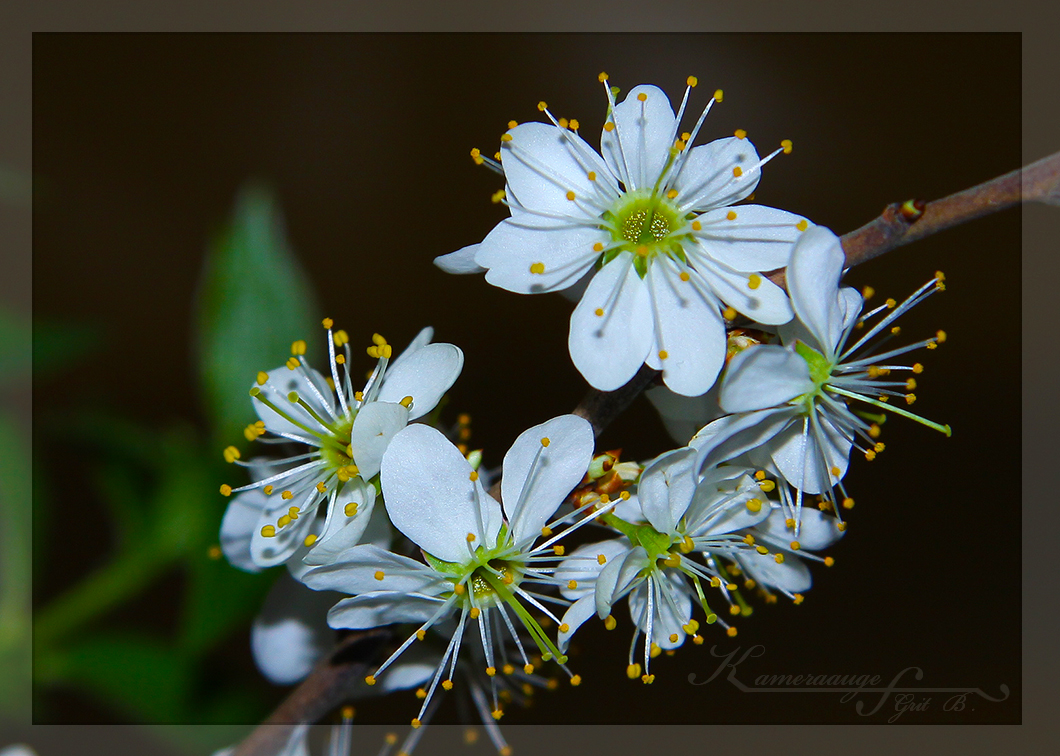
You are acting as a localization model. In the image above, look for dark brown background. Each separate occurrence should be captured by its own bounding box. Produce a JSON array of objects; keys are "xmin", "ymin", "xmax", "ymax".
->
[{"xmin": 29, "ymin": 32, "xmax": 1021, "ymax": 741}]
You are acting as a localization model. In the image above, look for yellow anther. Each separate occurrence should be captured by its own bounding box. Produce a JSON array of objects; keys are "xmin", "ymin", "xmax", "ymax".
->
[
  {"xmin": 500, "ymin": 133, "xmax": 513, "ymax": 142},
  {"xmin": 570, "ymin": 119, "xmax": 580, "ymax": 130},
  {"xmin": 842, "ymin": 497, "xmax": 855, "ymax": 510},
  {"xmin": 664, "ymin": 188, "xmax": 679, "ymax": 200},
  {"xmin": 658, "ymin": 350, "xmax": 669, "ymax": 360},
  {"xmin": 796, "ymin": 219, "xmax": 809, "ymax": 232},
  {"xmin": 491, "ymin": 189, "xmax": 506, "ymax": 203},
  {"xmin": 755, "ymin": 545, "xmax": 769, "ymax": 555},
  {"xmin": 734, "ymin": 129, "xmax": 748, "ymax": 140},
  {"xmin": 466, "ymin": 533, "xmax": 476, "ymax": 543},
  {"xmin": 468, "ymin": 470, "xmax": 479, "ymax": 483},
  {"xmin": 537, "ymin": 526, "xmax": 552, "ymax": 539},
  {"xmin": 604, "ymin": 615, "xmax": 617, "ymax": 630},
  {"xmin": 281, "ymin": 490, "xmax": 293, "ymax": 500},
  {"xmin": 540, "ymin": 437, "xmax": 551, "ymax": 447},
  {"xmin": 566, "ymin": 190, "xmax": 576, "ymax": 201},
  {"xmin": 906, "ymin": 378, "xmax": 917, "ymax": 390},
  {"xmin": 524, "ymin": 662, "xmax": 535, "ymax": 674},
  {"xmin": 537, "ymin": 101, "xmax": 548, "ymax": 111},
  {"xmin": 454, "ymin": 583, "xmax": 466, "ymax": 595},
  {"xmin": 484, "ymin": 665, "xmax": 497, "ymax": 677},
  {"xmin": 874, "ymin": 442, "xmax": 885, "ymax": 453},
  {"xmin": 529, "ymin": 262, "xmax": 546, "ymax": 274},
  {"xmin": 219, "ymin": 484, "xmax": 233, "ymax": 497},
  {"xmin": 627, "ymin": 663, "xmax": 641, "ymax": 679},
  {"xmin": 507, "ymin": 120, "xmax": 518, "ymax": 130},
  {"xmin": 788, "ymin": 540, "xmax": 801, "ymax": 551},
  {"xmin": 781, "ymin": 139, "xmax": 793, "ymax": 154},
  {"xmin": 713, "ymin": 89, "xmax": 724, "ymax": 102},
  {"xmin": 745, "ymin": 497, "xmax": 762, "ymax": 513},
  {"xmin": 684, "ymin": 75, "xmax": 698, "ymax": 88},
  {"xmin": 754, "ymin": 470, "xmax": 767, "ymax": 481},
  {"xmin": 785, "ymin": 518, "xmax": 796, "ymax": 529},
  {"xmin": 774, "ymin": 553, "xmax": 785, "ymax": 564},
  {"xmin": 913, "ymin": 363, "xmax": 925, "ymax": 376},
  {"xmin": 385, "ymin": 734, "xmax": 398, "ymax": 746},
  {"xmin": 936, "ymin": 330, "xmax": 947, "ymax": 343},
  {"xmin": 364, "ymin": 675, "xmax": 377, "ymax": 686},
  {"xmin": 207, "ymin": 544, "xmax": 223, "ymax": 560},
  {"xmin": 276, "ymin": 514, "xmax": 290, "ymax": 528},
  {"xmin": 321, "ymin": 317, "xmax": 334, "ymax": 329},
  {"xmin": 680, "ymin": 535, "xmax": 695, "ymax": 553},
  {"xmin": 758, "ymin": 480, "xmax": 776, "ymax": 492},
  {"xmin": 743, "ymin": 534, "xmax": 756, "ymax": 545},
  {"xmin": 291, "ymin": 339, "xmax": 307, "ymax": 356},
  {"xmin": 285, "ymin": 357, "xmax": 300, "ymax": 370},
  {"xmin": 261, "ymin": 485, "xmax": 273, "ymax": 497},
  {"xmin": 693, "ymin": 634, "xmax": 704, "ymax": 645},
  {"xmin": 683, "ymin": 620, "xmax": 700, "ymax": 634},
  {"xmin": 494, "ymin": 151, "xmax": 501, "ymax": 160},
  {"xmin": 553, "ymin": 545, "xmax": 565, "ymax": 556},
  {"xmin": 906, "ymin": 394, "xmax": 917, "ymax": 405},
  {"xmin": 727, "ymin": 627, "xmax": 738, "ymax": 637},
  {"xmin": 502, "ymin": 574, "xmax": 513, "ymax": 585},
  {"xmin": 556, "ymin": 622, "xmax": 570, "ymax": 633},
  {"xmin": 399, "ymin": 395, "xmax": 414, "ymax": 409},
  {"xmin": 594, "ymin": 307, "xmax": 604, "ymax": 317},
  {"xmin": 604, "ymin": 121, "xmax": 615, "ymax": 132},
  {"xmin": 885, "ymin": 298, "xmax": 897, "ymax": 309},
  {"xmin": 592, "ymin": 241, "xmax": 604, "ymax": 253},
  {"xmin": 570, "ymin": 674, "xmax": 582, "ymax": 686},
  {"xmin": 680, "ymin": 271, "xmax": 691, "ymax": 282},
  {"xmin": 315, "ymin": 481, "xmax": 327, "ymax": 493},
  {"xmin": 824, "ymin": 556, "xmax": 835, "ymax": 567},
  {"xmin": 415, "ymin": 688, "xmax": 426, "ymax": 699},
  {"xmin": 691, "ymin": 220, "xmax": 702, "ymax": 231},
  {"xmin": 599, "ymin": 493, "xmax": 610, "ymax": 504},
  {"xmin": 726, "ymin": 210, "xmax": 737, "ymax": 221},
  {"xmin": 890, "ymin": 326, "xmax": 901, "ymax": 335},
  {"xmin": 663, "ymin": 553, "xmax": 680, "ymax": 567},
  {"xmin": 303, "ymin": 534, "xmax": 317, "ymax": 547},
  {"xmin": 598, "ymin": 71, "xmax": 609, "ymax": 82},
  {"xmin": 503, "ymin": 663, "xmax": 515, "ymax": 675},
  {"xmin": 256, "ymin": 371, "xmax": 268, "ymax": 385},
  {"xmin": 730, "ymin": 604, "xmax": 741, "ymax": 615},
  {"xmin": 650, "ymin": 643, "xmax": 662, "ymax": 658},
  {"xmin": 636, "ymin": 92, "xmax": 647, "ymax": 102},
  {"xmin": 725, "ymin": 583, "xmax": 737, "ymax": 591},
  {"xmin": 374, "ymin": 570, "xmax": 385, "ymax": 580},
  {"xmin": 830, "ymin": 466, "xmax": 840, "ymax": 477},
  {"xmin": 744, "ymin": 579, "xmax": 756, "ymax": 589},
  {"xmin": 596, "ymin": 553, "xmax": 608, "ymax": 566},
  {"xmin": 733, "ymin": 166, "xmax": 743, "ymax": 177},
  {"xmin": 288, "ymin": 506, "xmax": 300, "ymax": 519},
  {"xmin": 333, "ymin": 329, "xmax": 349, "ymax": 346},
  {"xmin": 710, "ymin": 577, "xmax": 721, "ymax": 588},
  {"xmin": 223, "ymin": 445, "xmax": 241, "ymax": 463},
  {"xmin": 344, "ymin": 501, "xmax": 359, "ymax": 517},
  {"xmin": 411, "ymin": 718, "xmax": 422, "ymax": 729},
  {"xmin": 442, "ymin": 680, "xmax": 454, "ymax": 691},
  {"xmin": 748, "ymin": 274, "xmax": 762, "ymax": 290},
  {"xmin": 793, "ymin": 593, "xmax": 805, "ymax": 605},
  {"xmin": 621, "ymin": 490, "xmax": 631, "ymax": 500},
  {"xmin": 414, "ymin": 629, "xmax": 426, "ymax": 642},
  {"xmin": 261, "ymin": 524, "xmax": 276, "ymax": 538},
  {"xmin": 865, "ymin": 449, "xmax": 877, "ymax": 461}
]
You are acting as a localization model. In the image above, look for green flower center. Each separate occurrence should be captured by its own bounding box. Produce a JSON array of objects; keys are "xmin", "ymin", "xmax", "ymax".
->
[
  {"xmin": 319, "ymin": 415, "xmax": 355, "ymax": 471},
  {"xmin": 794, "ymin": 341, "xmax": 836, "ymax": 408},
  {"xmin": 601, "ymin": 191, "xmax": 690, "ymax": 277}
]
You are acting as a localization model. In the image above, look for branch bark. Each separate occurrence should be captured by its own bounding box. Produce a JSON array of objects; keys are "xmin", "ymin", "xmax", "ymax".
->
[{"xmin": 232, "ymin": 152, "xmax": 1056, "ymax": 756}]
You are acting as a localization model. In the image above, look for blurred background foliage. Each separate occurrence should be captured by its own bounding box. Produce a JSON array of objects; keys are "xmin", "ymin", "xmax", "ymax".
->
[{"xmin": 11, "ymin": 33, "xmax": 1025, "ymax": 756}]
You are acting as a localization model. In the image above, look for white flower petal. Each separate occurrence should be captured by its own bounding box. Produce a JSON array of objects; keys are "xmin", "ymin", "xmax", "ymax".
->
[
  {"xmin": 674, "ymin": 136, "xmax": 761, "ymax": 211},
  {"xmin": 253, "ymin": 366, "xmax": 336, "ymax": 439},
  {"xmin": 502, "ymin": 122, "xmax": 612, "ymax": 216},
  {"xmin": 327, "ymin": 592, "xmax": 447, "ymax": 630},
  {"xmin": 569, "ymin": 252, "xmax": 653, "ymax": 391},
  {"xmin": 612, "ymin": 490, "xmax": 646, "ymax": 522},
  {"xmin": 601, "ymin": 84, "xmax": 676, "ymax": 191},
  {"xmin": 637, "ymin": 447, "xmax": 697, "ymax": 535},
  {"xmin": 300, "ymin": 482, "xmax": 378, "ymax": 566},
  {"xmin": 769, "ymin": 411, "xmax": 852, "ymax": 494},
  {"xmin": 736, "ymin": 550, "xmax": 812, "ymax": 593},
  {"xmin": 787, "ymin": 225, "xmax": 846, "ymax": 355},
  {"xmin": 691, "ymin": 205, "xmax": 811, "ymax": 272},
  {"xmin": 693, "ymin": 255, "xmax": 793, "ymax": 325},
  {"xmin": 376, "ymin": 343, "xmax": 463, "ymax": 421},
  {"xmin": 839, "ymin": 287, "xmax": 864, "ymax": 333},
  {"xmin": 646, "ymin": 384, "xmax": 724, "ymax": 445},
  {"xmin": 249, "ymin": 496, "xmax": 318, "ymax": 568},
  {"xmin": 687, "ymin": 471, "xmax": 771, "ymax": 536},
  {"xmin": 387, "ymin": 327, "xmax": 434, "ymax": 374},
  {"xmin": 350, "ymin": 401, "xmax": 410, "ymax": 479},
  {"xmin": 251, "ymin": 573, "xmax": 340, "ymax": 685},
  {"xmin": 477, "ymin": 217, "xmax": 601, "ymax": 294},
  {"xmin": 434, "ymin": 243, "xmax": 486, "ymax": 275},
  {"xmin": 557, "ymin": 595, "xmax": 598, "ymax": 652},
  {"xmin": 646, "ymin": 259, "xmax": 726, "ymax": 397},
  {"xmin": 720, "ymin": 344, "xmax": 813, "ymax": 412},
  {"xmin": 627, "ymin": 573, "xmax": 692, "ymax": 649},
  {"xmin": 301, "ymin": 543, "xmax": 447, "ymax": 595},
  {"xmin": 596, "ymin": 545, "xmax": 648, "ymax": 619},
  {"xmin": 501, "ymin": 415, "xmax": 595, "ymax": 545},
  {"xmin": 220, "ymin": 491, "xmax": 267, "ymax": 573},
  {"xmin": 691, "ymin": 406, "xmax": 800, "ymax": 476},
  {"xmin": 555, "ymin": 539, "xmax": 630, "ymax": 600},
  {"xmin": 755, "ymin": 507, "xmax": 844, "ymax": 552},
  {"xmin": 381, "ymin": 423, "xmax": 502, "ymax": 564}
]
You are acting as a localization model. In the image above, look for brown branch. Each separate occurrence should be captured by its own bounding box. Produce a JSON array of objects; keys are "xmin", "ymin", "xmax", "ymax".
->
[
  {"xmin": 233, "ymin": 150, "xmax": 1058, "ymax": 756},
  {"xmin": 767, "ymin": 150, "xmax": 1060, "ymax": 288}
]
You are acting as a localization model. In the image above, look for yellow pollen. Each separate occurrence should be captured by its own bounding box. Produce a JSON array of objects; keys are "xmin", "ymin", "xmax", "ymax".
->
[
  {"xmin": 486, "ymin": 666, "xmax": 496, "ymax": 676},
  {"xmin": 281, "ymin": 490, "xmax": 293, "ymax": 500},
  {"xmin": 726, "ymin": 210, "xmax": 737, "ymax": 221},
  {"xmin": 223, "ymin": 446, "xmax": 241, "ymax": 463},
  {"xmin": 304, "ymin": 534, "xmax": 317, "ymax": 547},
  {"xmin": 524, "ymin": 662, "xmax": 535, "ymax": 674},
  {"xmin": 744, "ymin": 535, "xmax": 755, "ymax": 546},
  {"xmin": 286, "ymin": 357, "xmax": 300, "ymax": 370},
  {"xmin": 693, "ymin": 634, "xmax": 704, "ymax": 645},
  {"xmin": 255, "ymin": 371, "xmax": 268, "ymax": 386},
  {"xmin": 566, "ymin": 190, "xmax": 576, "ymax": 201},
  {"xmin": 491, "ymin": 189, "xmax": 506, "ymax": 204},
  {"xmin": 774, "ymin": 553, "xmax": 785, "ymax": 564},
  {"xmin": 503, "ymin": 664, "xmax": 515, "ymax": 675},
  {"xmin": 686, "ymin": 75, "xmax": 698, "ymax": 87},
  {"xmin": 830, "ymin": 466, "xmax": 840, "ymax": 477},
  {"xmin": 636, "ymin": 92, "xmax": 647, "ymax": 102},
  {"xmin": 416, "ymin": 629, "xmax": 426, "ymax": 641},
  {"xmin": 796, "ymin": 219, "xmax": 809, "ymax": 232},
  {"xmin": 541, "ymin": 437, "xmax": 551, "ymax": 447},
  {"xmin": 466, "ymin": 532, "xmax": 476, "ymax": 543},
  {"xmin": 411, "ymin": 718, "xmax": 421, "ymax": 729},
  {"xmin": 569, "ymin": 119, "xmax": 580, "ymax": 130},
  {"xmin": 874, "ymin": 442, "xmax": 886, "ymax": 452},
  {"xmin": 553, "ymin": 545, "xmax": 565, "ymax": 556},
  {"xmin": 733, "ymin": 166, "xmax": 743, "ymax": 177},
  {"xmin": 824, "ymin": 556, "xmax": 835, "ymax": 567},
  {"xmin": 650, "ymin": 643, "xmax": 662, "ymax": 658},
  {"xmin": 793, "ymin": 593, "xmax": 805, "ymax": 605},
  {"xmin": 658, "ymin": 350, "xmax": 669, "ymax": 360},
  {"xmin": 291, "ymin": 339, "xmax": 307, "ymax": 356},
  {"xmin": 745, "ymin": 498, "xmax": 762, "ymax": 513},
  {"xmin": 374, "ymin": 570, "xmax": 385, "ymax": 580},
  {"xmin": 598, "ymin": 71, "xmax": 609, "ymax": 82},
  {"xmin": 333, "ymin": 329, "xmax": 349, "ymax": 346},
  {"xmin": 759, "ymin": 480, "xmax": 776, "ymax": 492},
  {"xmin": 494, "ymin": 152, "xmax": 501, "ymax": 160},
  {"xmin": 842, "ymin": 497, "xmax": 855, "ymax": 510},
  {"xmin": 730, "ymin": 604, "xmax": 741, "ymax": 616},
  {"xmin": 594, "ymin": 307, "xmax": 604, "ymax": 317},
  {"xmin": 507, "ymin": 120, "xmax": 518, "ymax": 129},
  {"xmin": 469, "ymin": 470, "xmax": 479, "ymax": 482},
  {"xmin": 399, "ymin": 395, "xmax": 414, "ymax": 409},
  {"xmin": 559, "ymin": 623, "xmax": 570, "ymax": 633},
  {"xmin": 500, "ymin": 133, "xmax": 513, "ymax": 143},
  {"xmin": 666, "ymin": 189, "xmax": 679, "ymax": 199},
  {"xmin": 570, "ymin": 674, "xmax": 582, "ymax": 686},
  {"xmin": 906, "ymin": 378, "xmax": 917, "ymax": 390},
  {"xmin": 785, "ymin": 518, "xmax": 796, "ymax": 529},
  {"xmin": 321, "ymin": 317, "xmax": 334, "ymax": 330},
  {"xmin": 748, "ymin": 274, "xmax": 762, "ymax": 290},
  {"xmin": 604, "ymin": 122, "xmax": 615, "ymax": 132},
  {"xmin": 529, "ymin": 262, "xmax": 546, "ymax": 274},
  {"xmin": 669, "ymin": 633, "xmax": 679, "ymax": 643},
  {"xmin": 865, "ymin": 449, "xmax": 877, "ymax": 461},
  {"xmin": 727, "ymin": 627, "xmax": 738, "ymax": 637},
  {"xmin": 713, "ymin": 89, "xmax": 724, "ymax": 102},
  {"xmin": 680, "ymin": 271, "xmax": 691, "ymax": 282},
  {"xmin": 936, "ymin": 330, "xmax": 947, "ymax": 343},
  {"xmin": 599, "ymin": 493, "xmax": 610, "ymax": 503},
  {"xmin": 692, "ymin": 220, "xmax": 702, "ymax": 231},
  {"xmin": 454, "ymin": 583, "xmax": 466, "ymax": 595},
  {"xmin": 261, "ymin": 525, "xmax": 276, "ymax": 538},
  {"xmin": 414, "ymin": 688, "xmax": 426, "ymax": 699},
  {"xmin": 890, "ymin": 326, "xmax": 901, "ymax": 335},
  {"xmin": 587, "ymin": 171, "xmax": 597, "ymax": 182},
  {"xmin": 316, "ymin": 482, "xmax": 327, "ymax": 493},
  {"xmin": 592, "ymin": 242, "xmax": 604, "ymax": 253},
  {"xmin": 344, "ymin": 502, "xmax": 359, "ymax": 517},
  {"xmin": 442, "ymin": 680, "xmax": 454, "ymax": 691},
  {"xmin": 604, "ymin": 615, "xmax": 617, "ymax": 630},
  {"xmin": 597, "ymin": 553, "xmax": 607, "ymax": 565},
  {"xmin": 219, "ymin": 484, "xmax": 232, "ymax": 496},
  {"xmin": 364, "ymin": 675, "xmax": 376, "ymax": 686},
  {"xmin": 537, "ymin": 100, "xmax": 548, "ymax": 111},
  {"xmin": 781, "ymin": 139, "xmax": 793, "ymax": 154},
  {"xmin": 755, "ymin": 545, "xmax": 769, "ymax": 555},
  {"xmin": 885, "ymin": 298, "xmax": 897, "ymax": 309},
  {"xmin": 754, "ymin": 470, "xmax": 766, "ymax": 480},
  {"xmin": 288, "ymin": 506, "xmax": 300, "ymax": 519},
  {"xmin": 710, "ymin": 577, "xmax": 721, "ymax": 588},
  {"xmin": 734, "ymin": 128, "xmax": 747, "ymax": 139},
  {"xmin": 621, "ymin": 491, "xmax": 631, "ymax": 500},
  {"xmin": 541, "ymin": 526, "xmax": 553, "ymax": 537},
  {"xmin": 627, "ymin": 663, "xmax": 641, "ymax": 679},
  {"xmin": 334, "ymin": 354, "xmax": 345, "ymax": 365},
  {"xmin": 906, "ymin": 394, "xmax": 917, "ymax": 405},
  {"xmin": 263, "ymin": 485, "xmax": 274, "ymax": 495}
]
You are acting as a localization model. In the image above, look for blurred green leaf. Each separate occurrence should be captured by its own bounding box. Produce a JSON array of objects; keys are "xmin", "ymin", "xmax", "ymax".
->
[
  {"xmin": 53, "ymin": 632, "xmax": 193, "ymax": 722},
  {"xmin": 195, "ymin": 183, "xmax": 320, "ymax": 446},
  {"xmin": 0, "ymin": 412, "xmax": 32, "ymax": 719},
  {"xmin": 34, "ymin": 319, "xmax": 102, "ymax": 376},
  {"xmin": 0, "ymin": 310, "xmax": 30, "ymax": 384},
  {"xmin": 179, "ymin": 546, "xmax": 272, "ymax": 657}
]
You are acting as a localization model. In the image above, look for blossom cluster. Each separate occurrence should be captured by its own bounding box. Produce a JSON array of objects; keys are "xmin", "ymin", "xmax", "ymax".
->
[{"xmin": 216, "ymin": 75, "xmax": 951, "ymax": 755}]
